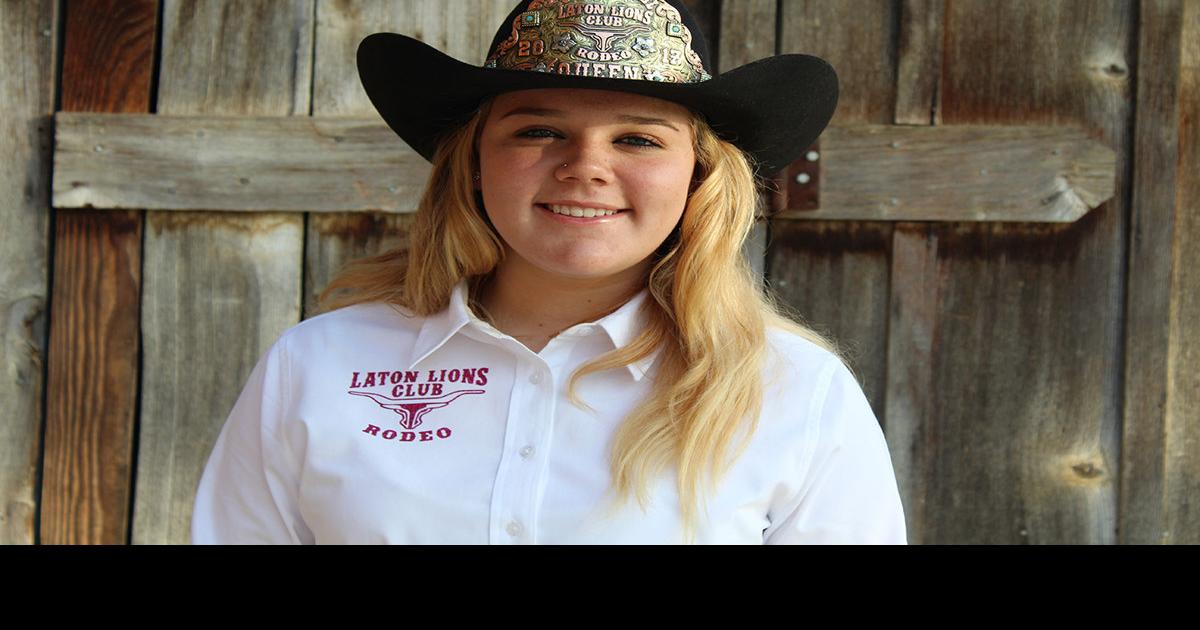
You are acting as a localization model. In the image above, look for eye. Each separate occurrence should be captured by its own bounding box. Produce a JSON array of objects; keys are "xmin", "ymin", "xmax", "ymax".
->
[
  {"xmin": 517, "ymin": 128, "xmax": 561, "ymax": 139},
  {"xmin": 619, "ymin": 135, "xmax": 662, "ymax": 148}
]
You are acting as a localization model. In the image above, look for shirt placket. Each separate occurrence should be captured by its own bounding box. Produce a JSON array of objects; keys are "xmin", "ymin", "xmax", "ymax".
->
[{"xmin": 488, "ymin": 346, "xmax": 558, "ymax": 545}]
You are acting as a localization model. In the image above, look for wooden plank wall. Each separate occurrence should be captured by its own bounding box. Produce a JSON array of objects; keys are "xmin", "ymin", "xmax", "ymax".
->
[
  {"xmin": 0, "ymin": 0, "xmax": 57, "ymax": 544},
  {"xmin": 17, "ymin": 0, "xmax": 1199, "ymax": 544},
  {"xmin": 1163, "ymin": 0, "xmax": 1200, "ymax": 543},
  {"xmin": 41, "ymin": 0, "xmax": 156, "ymax": 545},
  {"xmin": 736, "ymin": 0, "xmax": 1164, "ymax": 544},
  {"xmin": 927, "ymin": 0, "xmax": 1131, "ymax": 544},
  {"xmin": 131, "ymin": 0, "xmax": 310, "ymax": 544},
  {"xmin": 1121, "ymin": 0, "xmax": 1199, "ymax": 544}
]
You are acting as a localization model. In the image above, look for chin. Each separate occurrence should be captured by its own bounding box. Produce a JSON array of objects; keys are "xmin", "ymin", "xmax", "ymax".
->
[
  {"xmin": 542, "ymin": 265, "xmax": 623, "ymax": 281},
  {"xmin": 534, "ymin": 256, "xmax": 633, "ymax": 281}
]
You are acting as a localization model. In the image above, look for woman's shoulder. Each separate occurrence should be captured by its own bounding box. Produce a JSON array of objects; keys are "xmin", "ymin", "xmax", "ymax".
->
[
  {"xmin": 762, "ymin": 323, "xmax": 846, "ymax": 379},
  {"xmin": 757, "ymin": 324, "xmax": 869, "ymax": 432},
  {"xmin": 275, "ymin": 300, "xmax": 426, "ymax": 355}
]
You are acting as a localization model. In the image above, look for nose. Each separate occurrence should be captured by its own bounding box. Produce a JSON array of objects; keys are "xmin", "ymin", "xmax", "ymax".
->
[{"xmin": 555, "ymin": 136, "xmax": 612, "ymax": 185}]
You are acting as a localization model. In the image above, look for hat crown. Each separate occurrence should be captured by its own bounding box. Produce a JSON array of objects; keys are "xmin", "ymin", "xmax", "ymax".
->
[{"xmin": 483, "ymin": 0, "xmax": 713, "ymax": 83}]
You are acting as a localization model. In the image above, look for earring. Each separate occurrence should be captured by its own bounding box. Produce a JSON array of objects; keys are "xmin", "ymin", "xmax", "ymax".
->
[{"xmin": 472, "ymin": 171, "xmax": 481, "ymax": 182}]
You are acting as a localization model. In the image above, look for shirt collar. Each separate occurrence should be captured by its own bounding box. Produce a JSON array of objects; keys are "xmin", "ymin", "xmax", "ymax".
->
[{"xmin": 407, "ymin": 279, "xmax": 661, "ymax": 382}]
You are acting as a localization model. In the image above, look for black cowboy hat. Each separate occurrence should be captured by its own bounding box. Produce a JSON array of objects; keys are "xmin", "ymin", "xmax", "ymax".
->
[{"xmin": 357, "ymin": 0, "xmax": 838, "ymax": 175}]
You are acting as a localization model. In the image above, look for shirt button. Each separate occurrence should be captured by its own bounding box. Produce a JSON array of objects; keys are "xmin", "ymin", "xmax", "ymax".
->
[
  {"xmin": 529, "ymin": 371, "xmax": 543, "ymax": 384},
  {"xmin": 519, "ymin": 445, "xmax": 535, "ymax": 458},
  {"xmin": 506, "ymin": 521, "xmax": 524, "ymax": 537}
]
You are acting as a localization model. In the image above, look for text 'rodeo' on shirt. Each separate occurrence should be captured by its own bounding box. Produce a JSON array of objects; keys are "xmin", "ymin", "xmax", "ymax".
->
[{"xmin": 348, "ymin": 366, "xmax": 491, "ymax": 443}]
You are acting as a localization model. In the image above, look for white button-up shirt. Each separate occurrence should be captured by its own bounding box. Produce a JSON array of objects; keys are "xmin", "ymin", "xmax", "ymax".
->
[{"xmin": 192, "ymin": 280, "xmax": 907, "ymax": 544}]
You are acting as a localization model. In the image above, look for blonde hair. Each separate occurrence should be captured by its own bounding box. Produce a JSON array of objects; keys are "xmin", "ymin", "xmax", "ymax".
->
[{"xmin": 317, "ymin": 97, "xmax": 844, "ymax": 541}]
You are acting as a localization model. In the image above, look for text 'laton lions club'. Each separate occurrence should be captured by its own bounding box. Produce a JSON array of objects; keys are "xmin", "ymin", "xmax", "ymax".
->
[
  {"xmin": 556, "ymin": 2, "xmax": 655, "ymax": 25},
  {"xmin": 349, "ymin": 367, "xmax": 490, "ymax": 397}
]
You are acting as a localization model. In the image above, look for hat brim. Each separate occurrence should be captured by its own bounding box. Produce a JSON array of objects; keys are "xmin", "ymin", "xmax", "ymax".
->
[{"xmin": 357, "ymin": 32, "xmax": 838, "ymax": 175}]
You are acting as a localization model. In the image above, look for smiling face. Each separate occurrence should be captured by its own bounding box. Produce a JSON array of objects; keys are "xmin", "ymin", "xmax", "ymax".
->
[{"xmin": 477, "ymin": 88, "xmax": 697, "ymax": 286}]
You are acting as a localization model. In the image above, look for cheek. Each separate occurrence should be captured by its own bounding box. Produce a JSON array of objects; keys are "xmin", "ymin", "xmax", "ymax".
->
[
  {"xmin": 480, "ymin": 148, "xmax": 542, "ymax": 196},
  {"xmin": 479, "ymin": 150, "xmax": 534, "ymax": 218},
  {"xmin": 628, "ymin": 159, "xmax": 694, "ymax": 214}
]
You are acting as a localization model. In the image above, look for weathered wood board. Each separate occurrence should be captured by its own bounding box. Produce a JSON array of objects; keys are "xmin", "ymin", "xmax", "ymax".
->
[
  {"xmin": 1120, "ymin": 0, "xmax": 1200, "ymax": 545},
  {"xmin": 53, "ymin": 114, "xmax": 432, "ymax": 213},
  {"xmin": 53, "ymin": 114, "xmax": 1117, "ymax": 222},
  {"xmin": 883, "ymin": 220, "xmax": 940, "ymax": 541},
  {"xmin": 1167, "ymin": 0, "xmax": 1200, "ymax": 543},
  {"xmin": 132, "ymin": 0, "xmax": 310, "ymax": 544},
  {"xmin": 0, "ymin": 0, "xmax": 57, "ymax": 545},
  {"xmin": 919, "ymin": 0, "xmax": 1133, "ymax": 544},
  {"xmin": 770, "ymin": 0, "xmax": 896, "ymax": 414},
  {"xmin": 41, "ymin": 0, "xmax": 156, "ymax": 546},
  {"xmin": 777, "ymin": 124, "xmax": 1114, "ymax": 222},
  {"xmin": 304, "ymin": 213, "xmax": 414, "ymax": 316},
  {"xmin": 895, "ymin": 0, "xmax": 943, "ymax": 127},
  {"xmin": 885, "ymin": 0, "xmax": 948, "ymax": 545}
]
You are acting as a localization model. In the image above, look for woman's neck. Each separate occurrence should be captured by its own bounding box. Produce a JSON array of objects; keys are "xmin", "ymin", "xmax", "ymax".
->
[{"xmin": 476, "ymin": 254, "xmax": 649, "ymax": 354}]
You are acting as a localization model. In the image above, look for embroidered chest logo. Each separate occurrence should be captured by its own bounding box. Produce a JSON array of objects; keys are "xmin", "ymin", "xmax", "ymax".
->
[{"xmin": 348, "ymin": 367, "xmax": 489, "ymax": 442}]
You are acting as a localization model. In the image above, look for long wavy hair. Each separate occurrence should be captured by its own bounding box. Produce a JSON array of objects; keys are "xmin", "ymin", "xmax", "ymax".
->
[{"xmin": 317, "ymin": 96, "xmax": 844, "ymax": 540}]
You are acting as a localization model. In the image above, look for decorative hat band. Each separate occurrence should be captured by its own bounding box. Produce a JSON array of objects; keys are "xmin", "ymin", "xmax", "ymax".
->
[{"xmin": 484, "ymin": 0, "xmax": 712, "ymax": 83}]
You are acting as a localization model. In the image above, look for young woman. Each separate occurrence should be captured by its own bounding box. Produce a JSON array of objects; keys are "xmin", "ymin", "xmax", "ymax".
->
[{"xmin": 192, "ymin": 0, "xmax": 906, "ymax": 544}]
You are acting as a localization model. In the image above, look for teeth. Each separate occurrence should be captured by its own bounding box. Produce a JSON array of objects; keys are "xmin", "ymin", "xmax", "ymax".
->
[{"xmin": 546, "ymin": 204, "xmax": 619, "ymax": 218}]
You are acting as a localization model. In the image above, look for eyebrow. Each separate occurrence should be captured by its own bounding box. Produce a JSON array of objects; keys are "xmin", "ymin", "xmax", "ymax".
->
[{"xmin": 498, "ymin": 107, "xmax": 682, "ymax": 132}]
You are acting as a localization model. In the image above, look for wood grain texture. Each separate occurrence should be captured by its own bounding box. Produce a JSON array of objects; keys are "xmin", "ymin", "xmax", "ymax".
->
[
  {"xmin": 54, "ymin": 114, "xmax": 431, "ymax": 212},
  {"xmin": 41, "ymin": 0, "xmax": 157, "ymax": 545},
  {"xmin": 136, "ymin": 213, "xmax": 303, "ymax": 543},
  {"xmin": 717, "ymin": 0, "xmax": 775, "ymax": 69},
  {"xmin": 887, "ymin": 0, "xmax": 946, "ymax": 545},
  {"xmin": 777, "ymin": 124, "xmax": 1116, "ymax": 222},
  {"xmin": 0, "ymin": 0, "xmax": 57, "ymax": 545},
  {"xmin": 304, "ymin": 213, "xmax": 413, "ymax": 316},
  {"xmin": 883, "ymin": 222, "xmax": 939, "ymax": 543},
  {"xmin": 59, "ymin": 0, "xmax": 157, "ymax": 113},
  {"xmin": 770, "ymin": 0, "xmax": 896, "ymax": 411},
  {"xmin": 132, "ymin": 0, "xmax": 311, "ymax": 544},
  {"xmin": 895, "ymin": 0, "xmax": 944, "ymax": 126},
  {"xmin": 1168, "ymin": 0, "xmax": 1200, "ymax": 544},
  {"xmin": 156, "ymin": 0, "xmax": 313, "ymax": 117},
  {"xmin": 928, "ymin": 0, "xmax": 1133, "ymax": 544},
  {"xmin": 43, "ymin": 211, "xmax": 143, "ymax": 544},
  {"xmin": 1120, "ymin": 0, "xmax": 1200, "ymax": 544}
]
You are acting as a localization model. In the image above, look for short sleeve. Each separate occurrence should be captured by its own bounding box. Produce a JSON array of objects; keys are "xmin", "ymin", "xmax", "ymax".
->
[
  {"xmin": 764, "ymin": 358, "xmax": 908, "ymax": 544},
  {"xmin": 191, "ymin": 333, "xmax": 313, "ymax": 544}
]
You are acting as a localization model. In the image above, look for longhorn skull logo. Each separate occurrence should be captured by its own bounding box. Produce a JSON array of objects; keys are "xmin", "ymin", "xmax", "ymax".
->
[{"xmin": 349, "ymin": 389, "xmax": 485, "ymax": 430}]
